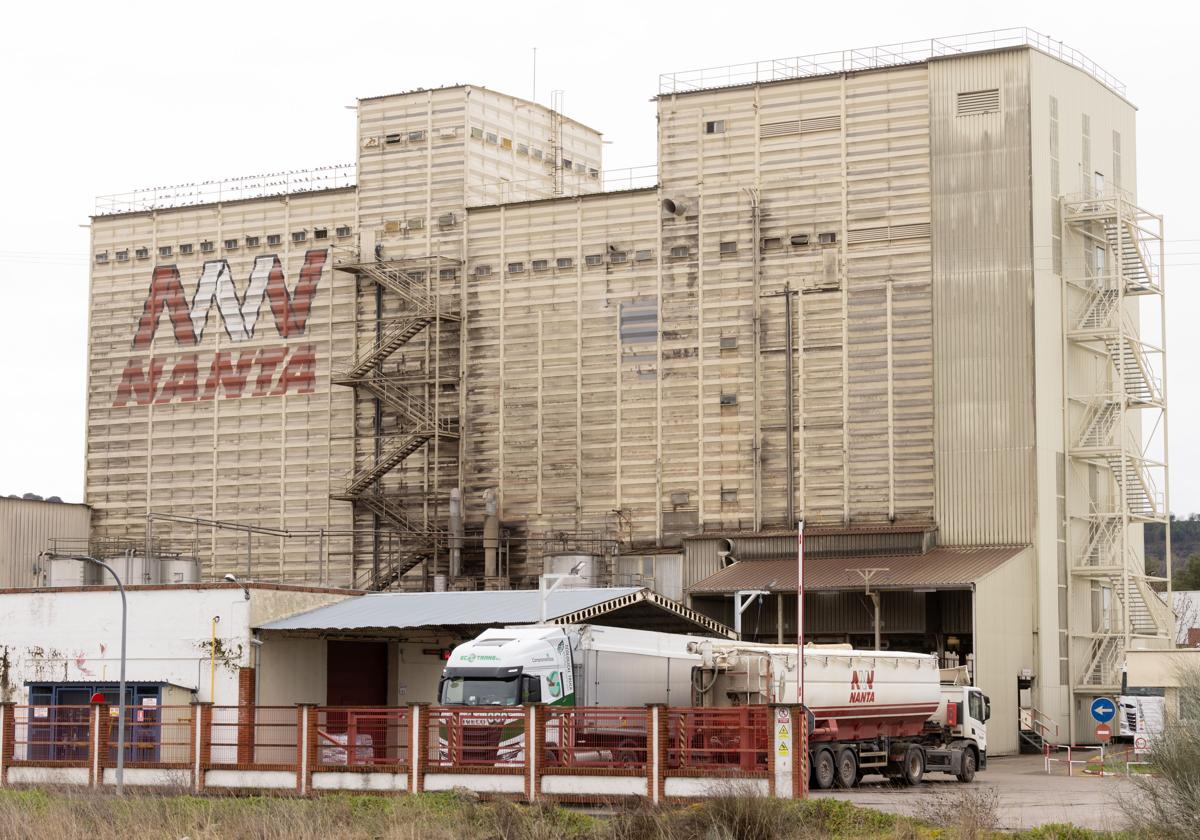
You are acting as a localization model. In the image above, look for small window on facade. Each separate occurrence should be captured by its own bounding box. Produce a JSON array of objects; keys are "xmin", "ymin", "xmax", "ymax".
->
[
  {"xmin": 818, "ymin": 232, "xmax": 837, "ymax": 245},
  {"xmin": 507, "ymin": 262, "xmax": 525, "ymax": 274},
  {"xmin": 761, "ymin": 237, "xmax": 782, "ymax": 250},
  {"xmin": 575, "ymin": 162, "xmax": 586, "ymax": 173},
  {"xmin": 245, "ymin": 236, "xmax": 260, "ymax": 247},
  {"xmin": 609, "ymin": 250, "xmax": 628, "ymax": 264},
  {"xmin": 669, "ymin": 245, "xmax": 689, "ymax": 258},
  {"xmin": 409, "ymin": 130, "xmax": 426, "ymax": 143},
  {"xmin": 474, "ymin": 264, "xmax": 492, "ymax": 277},
  {"xmin": 438, "ymin": 213, "xmax": 457, "ymax": 228},
  {"xmin": 719, "ymin": 393, "xmax": 738, "ymax": 406},
  {"xmin": 385, "ymin": 133, "xmax": 402, "ymax": 145},
  {"xmin": 790, "ymin": 234, "xmax": 810, "ymax": 246},
  {"xmin": 314, "ymin": 228, "xmax": 328, "ymax": 240},
  {"xmin": 562, "ymin": 158, "xmax": 573, "ymax": 171},
  {"xmin": 439, "ymin": 267, "xmax": 458, "ymax": 280},
  {"xmin": 267, "ymin": 234, "xmax": 282, "ymax": 246},
  {"xmin": 500, "ymin": 137, "xmax": 513, "ymax": 150},
  {"xmin": 588, "ymin": 168, "xmax": 599, "ymax": 178},
  {"xmin": 517, "ymin": 143, "xmax": 529, "ymax": 155},
  {"xmin": 719, "ymin": 336, "xmax": 738, "ymax": 350},
  {"xmin": 179, "ymin": 244, "xmax": 193, "ymax": 255},
  {"xmin": 585, "ymin": 254, "xmax": 604, "ymax": 266},
  {"xmin": 705, "ymin": 120, "xmax": 726, "ymax": 134},
  {"xmin": 719, "ymin": 241, "xmax": 737, "ymax": 255},
  {"xmin": 532, "ymin": 149, "xmax": 544, "ymax": 160},
  {"xmin": 336, "ymin": 225, "xmax": 352, "ymax": 237},
  {"xmin": 200, "ymin": 241, "xmax": 214, "ymax": 253},
  {"xmin": 135, "ymin": 247, "xmax": 149, "ymax": 259},
  {"xmin": 470, "ymin": 126, "xmax": 484, "ymax": 140},
  {"xmin": 115, "ymin": 250, "xmax": 129, "ymax": 262},
  {"xmin": 159, "ymin": 245, "xmax": 173, "ymax": 257},
  {"xmin": 720, "ymin": 488, "xmax": 738, "ymax": 503},
  {"xmin": 531, "ymin": 259, "xmax": 549, "ymax": 271},
  {"xmin": 223, "ymin": 239, "xmax": 238, "ymax": 250},
  {"xmin": 292, "ymin": 231, "xmax": 307, "ymax": 243},
  {"xmin": 94, "ymin": 251, "xmax": 108, "ymax": 264},
  {"xmin": 485, "ymin": 132, "xmax": 498, "ymax": 145},
  {"xmin": 635, "ymin": 249, "xmax": 654, "ymax": 261},
  {"xmin": 556, "ymin": 257, "xmax": 574, "ymax": 269}
]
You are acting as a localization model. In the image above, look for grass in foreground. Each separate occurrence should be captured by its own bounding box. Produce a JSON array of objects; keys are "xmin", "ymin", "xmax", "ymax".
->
[{"xmin": 0, "ymin": 787, "xmax": 1138, "ymax": 840}]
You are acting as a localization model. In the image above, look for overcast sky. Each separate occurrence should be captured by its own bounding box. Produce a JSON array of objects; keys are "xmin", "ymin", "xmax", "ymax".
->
[{"xmin": 2, "ymin": 1, "xmax": 1196, "ymax": 513}]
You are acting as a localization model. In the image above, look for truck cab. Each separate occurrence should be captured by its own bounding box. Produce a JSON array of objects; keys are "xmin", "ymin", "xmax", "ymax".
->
[
  {"xmin": 438, "ymin": 627, "xmax": 577, "ymax": 706},
  {"xmin": 933, "ymin": 682, "xmax": 990, "ymax": 778}
]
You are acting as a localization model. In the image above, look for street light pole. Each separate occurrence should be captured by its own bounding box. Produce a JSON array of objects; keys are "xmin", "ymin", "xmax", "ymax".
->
[{"xmin": 48, "ymin": 553, "xmax": 127, "ymax": 795}]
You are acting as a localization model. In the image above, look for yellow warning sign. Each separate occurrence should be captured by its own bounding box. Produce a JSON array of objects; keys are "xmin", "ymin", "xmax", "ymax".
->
[
  {"xmin": 777, "ymin": 741, "xmax": 789, "ymax": 756},
  {"xmin": 777, "ymin": 725, "xmax": 790, "ymax": 739}
]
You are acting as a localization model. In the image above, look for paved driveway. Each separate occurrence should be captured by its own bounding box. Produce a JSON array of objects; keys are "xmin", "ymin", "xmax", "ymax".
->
[{"xmin": 811, "ymin": 753, "xmax": 1137, "ymax": 831}]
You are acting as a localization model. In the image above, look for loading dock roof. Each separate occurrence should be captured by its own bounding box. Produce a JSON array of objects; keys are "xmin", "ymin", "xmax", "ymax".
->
[
  {"xmin": 687, "ymin": 546, "xmax": 1026, "ymax": 594},
  {"xmin": 257, "ymin": 586, "xmax": 735, "ymax": 638}
]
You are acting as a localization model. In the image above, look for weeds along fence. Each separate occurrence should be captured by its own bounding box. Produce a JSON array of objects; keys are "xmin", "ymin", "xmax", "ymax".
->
[{"xmin": 0, "ymin": 702, "xmax": 807, "ymax": 802}]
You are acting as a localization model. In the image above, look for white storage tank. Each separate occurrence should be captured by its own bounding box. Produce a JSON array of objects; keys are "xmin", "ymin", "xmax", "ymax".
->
[
  {"xmin": 47, "ymin": 556, "xmax": 98, "ymax": 587},
  {"xmin": 159, "ymin": 556, "xmax": 200, "ymax": 585},
  {"xmin": 542, "ymin": 553, "xmax": 604, "ymax": 588}
]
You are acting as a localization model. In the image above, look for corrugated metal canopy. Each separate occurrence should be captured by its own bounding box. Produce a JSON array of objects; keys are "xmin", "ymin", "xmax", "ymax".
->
[
  {"xmin": 256, "ymin": 586, "xmax": 734, "ymax": 638},
  {"xmin": 687, "ymin": 546, "xmax": 1026, "ymax": 594}
]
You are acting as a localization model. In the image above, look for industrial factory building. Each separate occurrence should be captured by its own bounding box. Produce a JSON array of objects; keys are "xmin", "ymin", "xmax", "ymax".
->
[{"xmin": 81, "ymin": 30, "xmax": 1172, "ymax": 751}]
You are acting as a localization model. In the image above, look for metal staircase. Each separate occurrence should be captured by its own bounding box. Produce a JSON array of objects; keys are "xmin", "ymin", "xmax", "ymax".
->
[
  {"xmin": 1063, "ymin": 191, "xmax": 1172, "ymax": 695},
  {"xmin": 331, "ymin": 256, "xmax": 462, "ymax": 590}
]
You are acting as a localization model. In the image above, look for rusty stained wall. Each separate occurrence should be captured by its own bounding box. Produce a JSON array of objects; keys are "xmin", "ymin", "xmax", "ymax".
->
[
  {"xmin": 657, "ymin": 65, "xmax": 935, "ymax": 531},
  {"xmin": 457, "ymin": 64, "xmax": 936, "ymax": 569},
  {"xmin": 87, "ymin": 189, "xmax": 359, "ymax": 583},
  {"xmin": 351, "ymin": 88, "xmax": 605, "ymax": 551}
]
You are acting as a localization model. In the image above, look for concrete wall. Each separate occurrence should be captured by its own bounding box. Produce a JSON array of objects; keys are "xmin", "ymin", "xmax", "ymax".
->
[
  {"xmin": 257, "ymin": 636, "xmax": 326, "ymax": 705},
  {"xmin": 974, "ymin": 547, "xmax": 1036, "ymax": 756},
  {"xmin": 87, "ymin": 188, "xmax": 359, "ymax": 584}
]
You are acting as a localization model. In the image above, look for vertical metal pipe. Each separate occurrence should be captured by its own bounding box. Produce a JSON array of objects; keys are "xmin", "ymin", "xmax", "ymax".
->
[
  {"xmin": 784, "ymin": 282, "xmax": 795, "ymax": 525},
  {"xmin": 796, "ymin": 521, "xmax": 805, "ymax": 708},
  {"xmin": 449, "ymin": 487, "xmax": 463, "ymax": 579},
  {"xmin": 750, "ymin": 190, "xmax": 762, "ymax": 531}
]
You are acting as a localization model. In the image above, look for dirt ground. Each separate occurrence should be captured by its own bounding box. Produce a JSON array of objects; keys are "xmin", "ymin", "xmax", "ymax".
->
[{"xmin": 811, "ymin": 753, "xmax": 1135, "ymax": 831}]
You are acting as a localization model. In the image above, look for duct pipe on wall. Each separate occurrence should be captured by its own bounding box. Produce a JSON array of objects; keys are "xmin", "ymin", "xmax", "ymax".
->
[
  {"xmin": 483, "ymin": 489, "xmax": 500, "ymax": 578},
  {"xmin": 449, "ymin": 488, "xmax": 464, "ymax": 579}
]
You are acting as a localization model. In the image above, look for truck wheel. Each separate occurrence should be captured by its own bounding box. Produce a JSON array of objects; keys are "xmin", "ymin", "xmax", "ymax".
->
[
  {"xmin": 833, "ymin": 748, "xmax": 858, "ymax": 788},
  {"xmin": 812, "ymin": 749, "xmax": 836, "ymax": 790},
  {"xmin": 956, "ymin": 748, "xmax": 977, "ymax": 783},
  {"xmin": 901, "ymin": 746, "xmax": 925, "ymax": 786}
]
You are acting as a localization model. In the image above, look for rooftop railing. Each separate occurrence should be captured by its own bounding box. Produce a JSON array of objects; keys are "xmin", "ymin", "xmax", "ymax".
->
[{"xmin": 658, "ymin": 28, "xmax": 1126, "ymax": 97}]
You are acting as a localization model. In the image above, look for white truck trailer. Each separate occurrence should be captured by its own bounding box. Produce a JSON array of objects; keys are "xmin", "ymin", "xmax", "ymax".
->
[
  {"xmin": 690, "ymin": 641, "xmax": 990, "ymax": 787},
  {"xmin": 438, "ymin": 624, "xmax": 704, "ymax": 707}
]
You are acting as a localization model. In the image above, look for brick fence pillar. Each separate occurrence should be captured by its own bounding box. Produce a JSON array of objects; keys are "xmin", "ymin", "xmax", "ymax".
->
[
  {"xmin": 524, "ymin": 704, "xmax": 538, "ymax": 802},
  {"xmin": 192, "ymin": 702, "xmax": 212, "ymax": 793},
  {"xmin": 0, "ymin": 702, "xmax": 14, "ymax": 787},
  {"xmin": 89, "ymin": 701, "xmax": 109, "ymax": 789},
  {"xmin": 296, "ymin": 703, "xmax": 317, "ymax": 795},
  {"xmin": 236, "ymin": 667, "xmax": 256, "ymax": 765},
  {"xmin": 409, "ymin": 703, "xmax": 426, "ymax": 794}
]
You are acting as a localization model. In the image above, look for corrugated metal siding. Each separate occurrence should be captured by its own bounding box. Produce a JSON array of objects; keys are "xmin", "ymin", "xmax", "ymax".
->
[
  {"xmin": 931, "ymin": 52, "xmax": 1037, "ymax": 545},
  {"xmin": 0, "ymin": 499, "xmax": 90, "ymax": 587}
]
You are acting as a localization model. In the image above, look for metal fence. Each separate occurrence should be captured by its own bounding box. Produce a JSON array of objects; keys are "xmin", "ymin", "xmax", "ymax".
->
[
  {"xmin": 544, "ymin": 706, "xmax": 649, "ymax": 770},
  {"xmin": 11, "ymin": 705, "xmax": 90, "ymax": 762},
  {"xmin": 666, "ymin": 706, "xmax": 770, "ymax": 773},
  {"xmin": 315, "ymin": 707, "xmax": 409, "ymax": 768},
  {"xmin": 210, "ymin": 706, "xmax": 298, "ymax": 767},
  {"xmin": 424, "ymin": 707, "xmax": 527, "ymax": 768},
  {"xmin": 106, "ymin": 705, "xmax": 192, "ymax": 765}
]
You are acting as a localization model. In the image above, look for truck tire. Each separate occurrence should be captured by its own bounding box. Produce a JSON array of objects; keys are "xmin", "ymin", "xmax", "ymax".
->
[
  {"xmin": 812, "ymin": 749, "xmax": 836, "ymax": 790},
  {"xmin": 956, "ymin": 747, "xmax": 977, "ymax": 783},
  {"xmin": 833, "ymin": 748, "xmax": 858, "ymax": 788},
  {"xmin": 901, "ymin": 746, "xmax": 925, "ymax": 786}
]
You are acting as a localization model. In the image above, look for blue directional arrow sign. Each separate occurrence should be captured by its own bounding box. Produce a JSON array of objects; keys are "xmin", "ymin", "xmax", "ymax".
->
[{"xmin": 1090, "ymin": 697, "xmax": 1117, "ymax": 723}]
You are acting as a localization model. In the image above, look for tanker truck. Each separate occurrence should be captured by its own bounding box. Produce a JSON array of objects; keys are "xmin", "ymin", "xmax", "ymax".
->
[{"xmin": 689, "ymin": 641, "xmax": 989, "ymax": 787}]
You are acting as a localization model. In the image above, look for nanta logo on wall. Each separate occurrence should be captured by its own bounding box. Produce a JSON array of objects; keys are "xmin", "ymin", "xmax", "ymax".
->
[{"xmin": 112, "ymin": 249, "xmax": 329, "ymax": 407}]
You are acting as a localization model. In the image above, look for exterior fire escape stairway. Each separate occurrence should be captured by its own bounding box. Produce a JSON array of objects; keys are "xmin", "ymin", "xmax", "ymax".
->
[{"xmin": 331, "ymin": 258, "xmax": 462, "ymax": 589}]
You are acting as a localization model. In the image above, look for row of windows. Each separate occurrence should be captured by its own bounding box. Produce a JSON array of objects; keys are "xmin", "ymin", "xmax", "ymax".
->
[
  {"xmin": 475, "ymin": 247, "xmax": 657, "ymax": 277},
  {"xmin": 95, "ymin": 225, "xmax": 352, "ymax": 263},
  {"xmin": 468, "ymin": 126, "xmax": 598, "ymax": 178}
]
